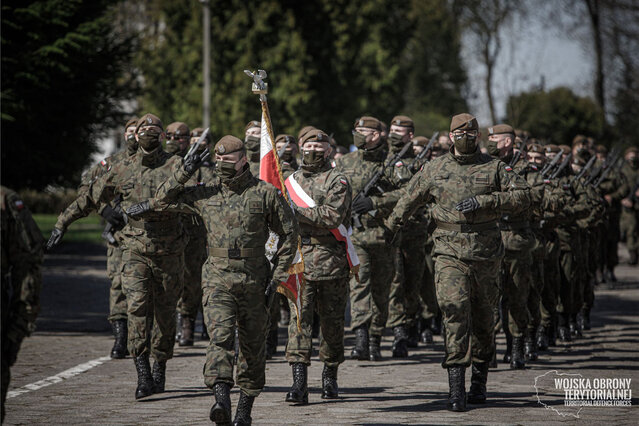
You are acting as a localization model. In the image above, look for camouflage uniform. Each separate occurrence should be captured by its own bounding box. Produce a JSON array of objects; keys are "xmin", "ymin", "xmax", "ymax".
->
[
  {"xmin": 1, "ymin": 187, "xmax": 44, "ymax": 422},
  {"xmin": 387, "ymin": 147, "xmax": 532, "ymax": 369},
  {"xmin": 620, "ymin": 158, "xmax": 639, "ymax": 262},
  {"xmin": 150, "ymin": 162, "xmax": 298, "ymax": 397}
]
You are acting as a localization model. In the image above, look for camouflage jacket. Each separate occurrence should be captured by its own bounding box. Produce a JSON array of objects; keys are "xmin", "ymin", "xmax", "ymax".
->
[
  {"xmin": 621, "ymin": 163, "xmax": 639, "ymax": 211},
  {"xmin": 150, "ymin": 164, "xmax": 299, "ymax": 286},
  {"xmin": 333, "ymin": 143, "xmax": 405, "ymax": 246},
  {"xmin": 55, "ymin": 147, "xmax": 188, "ymax": 255},
  {"xmin": 386, "ymin": 148, "xmax": 532, "ymax": 261},
  {"xmin": 1, "ymin": 186, "xmax": 44, "ymax": 340},
  {"xmin": 281, "ymin": 160, "xmax": 298, "ymax": 180},
  {"xmin": 290, "ymin": 162, "xmax": 352, "ymax": 280},
  {"xmin": 182, "ymin": 161, "xmax": 217, "ymax": 238},
  {"xmin": 248, "ymin": 150, "xmax": 261, "ymax": 177},
  {"xmin": 594, "ymin": 159, "xmax": 629, "ymax": 213},
  {"xmin": 553, "ymin": 170, "xmax": 592, "ymax": 250}
]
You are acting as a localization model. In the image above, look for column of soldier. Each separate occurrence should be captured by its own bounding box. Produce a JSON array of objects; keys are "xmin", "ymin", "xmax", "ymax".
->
[{"xmin": 41, "ymin": 111, "xmax": 639, "ymax": 425}]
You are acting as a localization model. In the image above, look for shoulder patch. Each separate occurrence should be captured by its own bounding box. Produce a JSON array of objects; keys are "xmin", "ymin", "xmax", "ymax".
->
[
  {"xmin": 14, "ymin": 199, "xmax": 24, "ymax": 210},
  {"xmin": 505, "ymin": 165, "xmax": 513, "ymax": 172},
  {"xmin": 197, "ymin": 181, "xmax": 205, "ymax": 186},
  {"xmin": 339, "ymin": 178, "xmax": 347, "ymax": 186},
  {"xmin": 531, "ymin": 164, "xmax": 538, "ymax": 171},
  {"xmin": 395, "ymin": 161, "xmax": 403, "ymax": 167},
  {"xmin": 331, "ymin": 160, "xmax": 336, "ymax": 168},
  {"xmin": 544, "ymin": 179, "xmax": 551, "ymax": 184}
]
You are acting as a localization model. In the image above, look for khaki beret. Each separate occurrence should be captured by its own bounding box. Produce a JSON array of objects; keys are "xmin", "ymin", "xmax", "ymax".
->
[
  {"xmin": 412, "ymin": 136, "xmax": 429, "ymax": 147},
  {"xmin": 354, "ymin": 116, "xmax": 382, "ymax": 131},
  {"xmin": 558, "ymin": 144, "xmax": 571, "ymax": 153},
  {"xmin": 244, "ymin": 120, "xmax": 260, "ymax": 133},
  {"xmin": 300, "ymin": 129, "xmax": 330, "ymax": 146},
  {"xmin": 166, "ymin": 122, "xmax": 190, "ymax": 136},
  {"xmin": 488, "ymin": 124, "xmax": 515, "ymax": 136},
  {"xmin": 625, "ymin": 147, "xmax": 639, "ymax": 156},
  {"xmin": 572, "ymin": 135, "xmax": 588, "ymax": 146},
  {"xmin": 391, "ymin": 115, "xmax": 414, "ymax": 130},
  {"xmin": 515, "ymin": 129, "xmax": 530, "ymax": 139},
  {"xmin": 136, "ymin": 113, "xmax": 163, "ymax": 132},
  {"xmin": 595, "ymin": 144, "xmax": 608, "ymax": 154},
  {"xmin": 545, "ymin": 144, "xmax": 560, "ymax": 153},
  {"xmin": 214, "ymin": 135, "xmax": 244, "ymax": 155},
  {"xmin": 190, "ymin": 127, "xmax": 212, "ymax": 143},
  {"xmin": 528, "ymin": 143, "xmax": 544, "ymax": 153},
  {"xmin": 450, "ymin": 113, "xmax": 478, "ymax": 132},
  {"xmin": 297, "ymin": 125, "xmax": 316, "ymax": 141},
  {"xmin": 275, "ymin": 134, "xmax": 297, "ymax": 145},
  {"xmin": 125, "ymin": 117, "xmax": 139, "ymax": 130}
]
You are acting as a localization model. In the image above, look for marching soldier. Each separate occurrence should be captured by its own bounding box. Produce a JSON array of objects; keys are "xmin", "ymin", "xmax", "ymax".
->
[
  {"xmin": 386, "ymin": 113, "xmax": 531, "ymax": 411},
  {"xmin": 165, "ymin": 122, "xmax": 190, "ymax": 156},
  {"xmin": 127, "ymin": 135, "xmax": 298, "ymax": 426},
  {"xmin": 621, "ymin": 147, "xmax": 639, "ymax": 265}
]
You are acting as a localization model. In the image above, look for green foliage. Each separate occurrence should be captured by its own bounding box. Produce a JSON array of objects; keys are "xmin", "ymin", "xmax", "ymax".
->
[
  {"xmin": 1, "ymin": 0, "xmax": 137, "ymax": 190},
  {"xmin": 136, "ymin": 0, "xmax": 468, "ymax": 144},
  {"xmin": 505, "ymin": 87, "xmax": 605, "ymax": 145}
]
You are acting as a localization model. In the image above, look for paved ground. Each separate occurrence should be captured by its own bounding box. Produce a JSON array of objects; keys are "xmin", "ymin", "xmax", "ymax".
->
[{"xmin": 4, "ymin": 242, "xmax": 639, "ymax": 425}]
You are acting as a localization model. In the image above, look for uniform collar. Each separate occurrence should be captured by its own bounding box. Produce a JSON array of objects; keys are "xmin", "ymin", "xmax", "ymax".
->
[
  {"xmin": 361, "ymin": 142, "xmax": 387, "ymax": 162},
  {"xmin": 138, "ymin": 146, "xmax": 164, "ymax": 167},
  {"xmin": 223, "ymin": 163, "xmax": 252, "ymax": 192},
  {"xmin": 449, "ymin": 146, "xmax": 480, "ymax": 165}
]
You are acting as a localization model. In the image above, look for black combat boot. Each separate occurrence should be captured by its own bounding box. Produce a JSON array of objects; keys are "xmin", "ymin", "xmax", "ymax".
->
[
  {"xmin": 210, "ymin": 382, "xmax": 232, "ymax": 425},
  {"xmin": 134, "ymin": 354, "xmax": 154, "ymax": 399},
  {"xmin": 110, "ymin": 319, "xmax": 128, "ymax": 359},
  {"xmin": 569, "ymin": 315, "xmax": 582, "ymax": 338},
  {"xmin": 233, "ymin": 391, "xmax": 255, "ymax": 426},
  {"xmin": 175, "ymin": 313, "xmax": 183, "ymax": 342},
  {"xmin": 510, "ymin": 336, "xmax": 525, "ymax": 369},
  {"xmin": 407, "ymin": 322, "xmax": 419, "ymax": 348},
  {"xmin": 350, "ymin": 326, "xmax": 369, "ymax": 360},
  {"xmin": 265, "ymin": 327, "xmax": 277, "ymax": 360},
  {"xmin": 285, "ymin": 363, "xmax": 308, "ymax": 405},
  {"xmin": 369, "ymin": 334, "xmax": 382, "ymax": 361},
  {"xmin": 489, "ymin": 335, "xmax": 497, "ymax": 368},
  {"xmin": 557, "ymin": 326, "xmax": 571, "ymax": 342},
  {"xmin": 524, "ymin": 330, "xmax": 538, "ymax": 361},
  {"xmin": 446, "ymin": 367, "xmax": 467, "ymax": 412},
  {"xmin": 629, "ymin": 249, "xmax": 638, "ymax": 266},
  {"xmin": 467, "ymin": 362, "xmax": 488, "ymax": 404},
  {"xmin": 503, "ymin": 332, "xmax": 512, "ymax": 364},
  {"xmin": 583, "ymin": 308, "xmax": 591, "ymax": 330},
  {"xmin": 536, "ymin": 325, "xmax": 549, "ymax": 351},
  {"xmin": 431, "ymin": 315, "xmax": 442, "ymax": 336},
  {"xmin": 391, "ymin": 326, "xmax": 409, "ymax": 358},
  {"xmin": 321, "ymin": 364, "xmax": 339, "ymax": 399},
  {"xmin": 604, "ymin": 267, "xmax": 617, "ymax": 283},
  {"xmin": 179, "ymin": 316, "xmax": 195, "ymax": 346},
  {"xmin": 152, "ymin": 360, "xmax": 166, "ymax": 393},
  {"xmin": 549, "ymin": 316, "xmax": 558, "ymax": 346},
  {"xmin": 419, "ymin": 318, "xmax": 434, "ymax": 344}
]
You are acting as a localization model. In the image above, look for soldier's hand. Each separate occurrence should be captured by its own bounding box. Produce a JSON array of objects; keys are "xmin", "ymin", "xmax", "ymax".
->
[
  {"xmin": 126, "ymin": 200, "xmax": 151, "ymax": 217},
  {"xmin": 352, "ymin": 195, "xmax": 374, "ymax": 215},
  {"xmin": 184, "ymin": 148, "xmax": 211, "ymax": 174},
  {"xmin": 101, "ymin": 205, "xmax": 126, "ymax": 227},
  {"xmin": 46, "ymin": 227, "xmax": 64, "ymax": 251},
  {"xmin": 455, "ymin": 196, "xmax": 480, "ymax": 214}
]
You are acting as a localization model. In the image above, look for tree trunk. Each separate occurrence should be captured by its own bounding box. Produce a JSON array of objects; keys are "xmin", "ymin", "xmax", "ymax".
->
[{"xmin": 585, "ymin": 0, "xmax": 605, "ymax": 113}]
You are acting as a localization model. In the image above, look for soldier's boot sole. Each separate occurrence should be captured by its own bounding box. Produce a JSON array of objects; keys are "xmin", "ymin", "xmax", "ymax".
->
[{"xmin": 210, "ymin": 403, "xmax": 232, "ymax": 425}]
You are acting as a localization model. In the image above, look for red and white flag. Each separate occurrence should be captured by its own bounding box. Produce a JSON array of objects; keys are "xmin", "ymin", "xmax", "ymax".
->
[{"xmin": 285, "ymin": 174, "xmax": 360, "ymax": 279}]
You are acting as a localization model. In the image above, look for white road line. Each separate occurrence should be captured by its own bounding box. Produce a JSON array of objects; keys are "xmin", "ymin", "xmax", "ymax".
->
[{"xmin": 7, "ymin": 356, "xmax": 112, "ymax": 399}]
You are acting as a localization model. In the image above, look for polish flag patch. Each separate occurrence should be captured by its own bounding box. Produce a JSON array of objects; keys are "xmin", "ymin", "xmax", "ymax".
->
[
  {"xmin": 15, "ymin": 200, "xmax": 24, "ymax": 210},
  {"xmin": 339, "ymin": 178, "xmax": 348, "ymax": 186},
  {"xmin": 395, "ymin": 161, "xmax": 403, "ymax": 167},
  {"xmin": 505, "ymin": 166, "xmax": 513, "ymax": 172}
]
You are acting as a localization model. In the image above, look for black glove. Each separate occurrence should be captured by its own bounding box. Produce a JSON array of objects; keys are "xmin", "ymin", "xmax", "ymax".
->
[
  {"xmin": 46, "ymin": 227, "xmax": 64, "ymax": 251},
  {"xmin": 100, "ymin": 205, "xmax": 126, "ymax": 228},
  {"xmin": 184, "ymin": 148, "xmax": 211, "ymax": 174},
  {"xmin": 353, "ymin": 196, "xmax": 374, "ymax": 215},
  {"xmin": 455, "ymin": 196, "xmax": 480, "ymax": 214},
  {"xmin": 265, "ymin": 280, "xmax": 278, "ymax": 307},
  {"xmin": 126, "ymin": 200, "xmax": 151, "ymax": 217}
]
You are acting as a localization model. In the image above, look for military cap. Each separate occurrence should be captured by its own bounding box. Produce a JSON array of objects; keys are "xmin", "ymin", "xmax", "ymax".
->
[
  {"xmin": 595, "ymin": 144, "xmax": 608, "ymax": 154},
  {"xmin": 354, "ymin": 116, "xmax": 382, "ymax": 131},
  {"xmin": 300, "ymin": 129, "xmax": 330, "ymax": 146},
  {"xmin": 214, "ymin": 135, "xmax": 244, "ymax": 155},
  {"xmin": 625, "ymin": 147, "xmax": 639, "ymax": 156},
  {"xmin": 412, "ymin": 136, "xmax": 429, "ymax": 147},
  {"xmin": 245, "ymin": 120, "xmax": 260, "ymax": 133},
  {"xmin": 297, "ymin": 125, "xmax": 317, "ymax": 141},
  {"xmin": 545, "ymin": 144, "xmax": 560, "ymax": 153},
  {"xmin": 275, "ymin": 134, "xmax": 297, "ymax": 145},
  {"xmin": 515, "ymin": 129, "xmax": 530, "ymax": 139},
  {"xmin": 190, "ymin": 126, "xmax": 212, "ymax": 143},
  {"xmin": 528, "ymin": 143, "xmax": 544, "ymax": 153},
  {"xmin": 558, "ymin": 144, "xmax": 571, "ymax": 153},
  {"xmin": 488, "ymin": 124, "xmax": 515, "ymax": 136},
  {"xmin": 572, "ymin": 134, "xmax": 588, "ymax": 146},
  {"xmin": 166, "ymin": 122, "xmax": 190, "ymax": 136},
  {"xmin": 391, "ymin": 115, "xmax": 414, "ymax": 130},
  {"xmin": 573, "ymin": 148, "xmax": 591, "ymax": 166},
  {"xmin": 136, "ymin": 113, "xmax": 163, "ymax": 132},
  {"xmin": 450, "ymin": 113, "xmax": 478, "ymax": 132},
  {"xmin": 125, "ymin": 117, "xmax": 139, "ymax": 130}
]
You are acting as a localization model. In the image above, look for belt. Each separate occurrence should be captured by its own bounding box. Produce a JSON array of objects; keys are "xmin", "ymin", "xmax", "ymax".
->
[
  {"xmin": 498, "ymin": 220, "xmax": 530, "ymax": 231},
  {"xmin": 128, "ymin": 218, "xmax": 180, "ymax": 232},
  {"xmin": 435, "ymin": 220, "xmax": 498, "ymax": 232},
  {"xmin": 209, "ymin": 247, "xmax": 265, "ymax": 259},
  {"xmin": 300, "ymin": 235, "xmax": 337, "ymax": 246}
]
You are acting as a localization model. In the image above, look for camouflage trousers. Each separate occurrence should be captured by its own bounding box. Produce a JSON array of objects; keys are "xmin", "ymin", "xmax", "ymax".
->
[
  {"xmin": 501, "ymin": 249, "xmax": 532, "ymax": 338},
  {"xmin": 435, "ymin": 254, "xmax": 500, "ymax": 368},
  {"xmin": 540, "ymin": 231, "xmax": 561, "ymax": 328},
  {"xmin": 527, "ymin": 234, "xmax": 545, "ymax": 334},
  {"xmin": 419, "ymin": 241, "xmax": 439, "ymax": 321},
  {"xmin": 202, "ymin": 281, "xmax": 268, "ymax": 397},
  {"xmin": 387, "ymin": 234, "xmax": 426, "ymax": 328},
  {"xmin": 286, "ymin": 277, "xmax": 348, "ymax": 367},
  {"xmin": 350, "ymin": 242, "xmax": 395, "ymax": 337},
  {"xmin": 177, "ymin": 234, "xmax": 207, "ymax": 319},
  {"xmin": 557, "ymin": 235, "xmax": 580, "ymax": 326},
  {"xmin": 121, "ymin": 249, "xmax": 184, "ymax": 362},
  {"xmin": 621, "ymin": 207, "xmax": 639, "ymax": 252},
  {"xmin": 601, "ymin": 211, "xmax": 621, "ymax": 269},
  {"xmin": 106, "ymin": 243, "xmax": 127, "ymax": 322}
]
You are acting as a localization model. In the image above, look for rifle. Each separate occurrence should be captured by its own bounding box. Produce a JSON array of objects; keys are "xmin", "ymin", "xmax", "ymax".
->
[
  {"xmin": 184, "ymin": 127, "xmax": 210, "ymax": 162},
  {"xmin": 509, "ymin": 135, "xmax": 528, "ymax": 167},
  {"xmin": 571, "ymin": 154, "xmax": 597, "ymax": 185},
  {"xmin": 409, "ymin": 131, "xmax": 439, "ymax": 172},
  {"xmin": 550, "ymin": 153, "xmax": 572, "ymax": 179},
  {"xmin": 594, "ymin": 155, "xmax": 621, "ymax": 188},
  {"xmin": 352, "ymin": 140, "xmax": 413, "ymax": 229},
  {"xmin": 540, "ymin": 148, "xmax": 564, "ymax": 177},
  {"xmin": 277, "ymin": 139, "xmax": 290, "ymax": 159},
  {"xmin": 587, "ymin": 147, "xmax": 620, "ymax": 185},
  {"xmin": 101, "ymin": 195, "xmax": 126, "ymax": 244}
]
